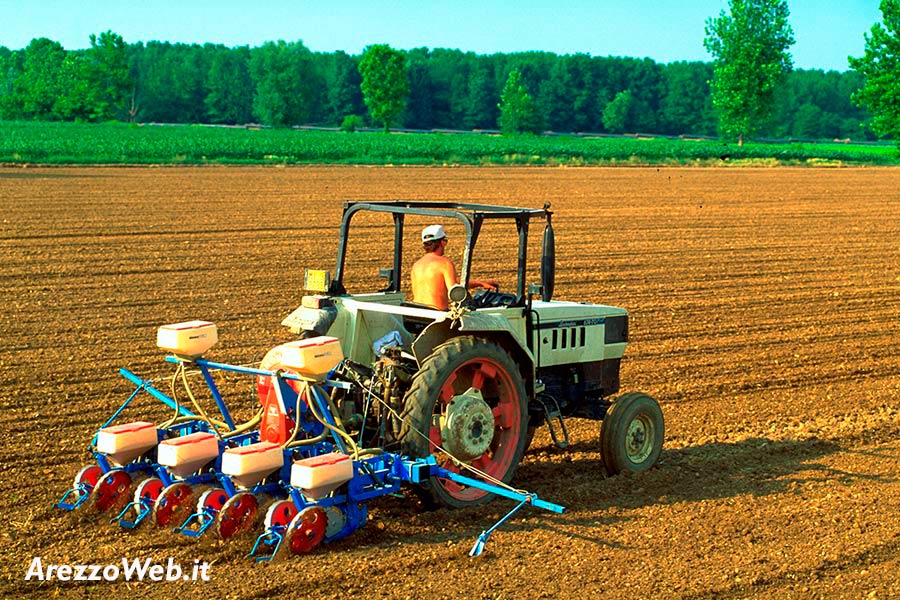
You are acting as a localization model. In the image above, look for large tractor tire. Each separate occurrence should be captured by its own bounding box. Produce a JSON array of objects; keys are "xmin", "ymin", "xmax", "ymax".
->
[
  {"xmin": 399, "ymin": 336, "xmax": 528, "ymax": 508},
  {"xmin": 600, "ymin": 392, "xmax": 664, "ymax": 475}
]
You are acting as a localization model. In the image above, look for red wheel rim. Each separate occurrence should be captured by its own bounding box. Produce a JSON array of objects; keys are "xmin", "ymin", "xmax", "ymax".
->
[
  {"xmin": 264, "ymin": 499, "xmax": 298, "ymax": 529},
  {"xmin": 196, "ymin": 488, "xmax": 228, "ymax": 513},
  {"xmin": 215, "ymin": 492, "xmax": 259, "ymax": 540},
  {"xmin": 286, "ymin": 507, "xmax": 326, "ymax": 554},
  {"xmin": 152, "ymin": 482, "xmax": 195, "ymax": 527},
  {"xmin": 74, "ymin": 465, "xmax": 103, "ymax": 490},
  {"xmin": 431, "ymin": 357, "xmax": 523, "ymax": 503},
  {"xmin": 92, "ymin": 470, "xmax": 133, "ymax": 513},
  {"xmin": 134, "ymin": 477, "xmax": 164, "ymax": 505}
]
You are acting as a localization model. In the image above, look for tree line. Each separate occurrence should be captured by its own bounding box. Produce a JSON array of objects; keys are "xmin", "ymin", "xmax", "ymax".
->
[{"xmin": 0, "ymin": 1, "xmax": 893, "ymax": 144}]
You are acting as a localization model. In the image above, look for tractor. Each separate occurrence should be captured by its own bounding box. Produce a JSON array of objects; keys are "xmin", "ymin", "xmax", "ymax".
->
[
  {"xmin": 270, "ymin": 201, "xmax": 664, "ymax": 509},
  {"xmin": 57, "ymin": 200, "xmax": 662, "ymax": 557}
]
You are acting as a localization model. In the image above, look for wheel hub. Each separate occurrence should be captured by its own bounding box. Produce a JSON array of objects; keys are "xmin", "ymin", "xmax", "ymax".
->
[
  {"xmin": 626, "ymin": 416, "xmax": 654, "ymax": 463},
  {"xmin": 441, "ymin": 387, "xmax": 495, "ymax": 461}
]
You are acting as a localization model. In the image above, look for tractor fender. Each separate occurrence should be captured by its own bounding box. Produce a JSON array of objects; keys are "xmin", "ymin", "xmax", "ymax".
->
[{"xmin": 411, "ymin": 311, "xmax": 536, "ymax": 396}]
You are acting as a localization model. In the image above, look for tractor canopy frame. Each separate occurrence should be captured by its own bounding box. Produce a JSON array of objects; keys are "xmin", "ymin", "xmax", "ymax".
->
[{"xmin": 329, "ymin": 201, "xmax": 553, "ymax": 304}]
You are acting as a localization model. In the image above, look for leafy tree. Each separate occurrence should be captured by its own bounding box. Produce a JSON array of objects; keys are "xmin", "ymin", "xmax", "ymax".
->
[
  {"xmin": 325, "ymin": 51, "xmax": 365, "ymax": 125},
  {"xmin": 704, "ymin": 0, "xmax": 795, "ymax": 144},
  {"xmin": 405, "ymin": 50, "xmax": 434, "ymax": 128},
  {"xmin": 539, "ymin": 58, "xmax": 576, "ymax": 132},
  {"xmin": 0, "ymin": 46, "xmax": 23, "ymax": 118},
  {"xmin": 849, "ymin": 0, "xmax": 900, "ymax": 142},
  {"xmin": 660, "ymin": 61, "xmax": 715, "ymax": 135},
  {"xmin": 602, "ymin": 89, "xmax": 634, "ymax": 133},
  {"xmin": 205, "ymin": 46, "xmax": 253, "ymax": 124},
  {"xmin": 51, "ymin": 52, "xmax": 96, "ymax": 120},
  {"xmin": 498, "ymin": 68, "xmax": 543, "ymax": 134},
  {"xmin": 15, "ymin": 38, "xmax": 66, "ymax": 118},
  {"xmin": 250, "ymin": 40, "xmax": 323, "ymax": 127},
  {"xmin": 570, "ymin": 55, "xmax": 600, "ymax": 132},
  {"xmin": 86, "ymin": 31, "xmax": 132, "ymax": 120},
  {"xmin": 358, "ymin": 44, "xmax": 409, "ymax": 133},
  {"xmin": 131, "ymin": 42, "xmax": 214, "ymax": 123},
  {"xmin": 464, "ymin": 62, "xmax": 498, "ymax": 129}
]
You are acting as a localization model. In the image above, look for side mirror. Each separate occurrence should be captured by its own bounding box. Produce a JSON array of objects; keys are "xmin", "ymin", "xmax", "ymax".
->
[
  {"xmin": 541, "ymin": 221, "xmax": 555, "ymax": 302},
  {"xmin": 378, "ymin": 267, "xmax": 395, "ymax": 292}
]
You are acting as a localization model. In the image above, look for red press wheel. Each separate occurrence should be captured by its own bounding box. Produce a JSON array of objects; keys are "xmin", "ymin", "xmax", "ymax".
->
[
  {"xmin": 264, "ymin": 499, "xmax": 298, "ymax": 529},
  {"xmin": 285, "ymin": 507, "xmax": 327, "ymax": 554},
  {"xmin": 91, "ymin": 470, "xmax": 133, "ymax": 514},
  {"xmin": 196, "ymin": 488, "xmax": 228, "ymax": 513},
  {"xmin": 133, "ymin": 477, "xmax": 165, "ymax": 506},
  {"xmin": 152, "ymin": 482, "xmax": 195, "ymax": 527},
  {"xmin": 214, "ymin": 492, "xmax": 259, "ymax": 540},
  {"xmin": 74, "ymin": 464, "xmax": 103, "ymax": 490}
]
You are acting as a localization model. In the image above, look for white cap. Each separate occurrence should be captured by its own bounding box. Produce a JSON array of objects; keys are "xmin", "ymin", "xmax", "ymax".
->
[{"xmin": 422, "ymin": 224, "xmax": 446, "ymax": 242}]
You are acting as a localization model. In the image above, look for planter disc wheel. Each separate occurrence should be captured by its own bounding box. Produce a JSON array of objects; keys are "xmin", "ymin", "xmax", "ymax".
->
[
  {"xmin": 264, "ymin": 499, "xmax": 298, "ymax": 529},
  {"xmin": 74, "ymin": 464, "xmax": 103, "ymax": 491},
  {"xmin": 91, "ymin": 470, "xmax": 133, "ymax": 514},
  {"xmin": 196, "ymin": 488, "xmax": 228, "ymax": 513},
  {"xmin": 133, "ymin": 477, "xmax": 165, "ymax": 507},
  {"xmin": 214, "ymin": 492, "xmax": 259, "ymax": 540},
  {"xmin": 285, "ymin": 507, "xmax": 327, "ymax": 554},
  {"xmin": 399, "ymin": 337, "xmax": 528, "ymax": 508},
  {"xmin": 600, "ymin": 392, "xmax": 665, "ymax": 475},
  {"xmin": 152, "ymin": 482, "xmax": 195, "ymax": 527}
]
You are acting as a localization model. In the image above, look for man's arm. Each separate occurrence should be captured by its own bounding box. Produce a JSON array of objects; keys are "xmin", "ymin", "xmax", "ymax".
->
[{"xmin": 468, "ymin": 277, "xmax": 499, "ymax": 291}]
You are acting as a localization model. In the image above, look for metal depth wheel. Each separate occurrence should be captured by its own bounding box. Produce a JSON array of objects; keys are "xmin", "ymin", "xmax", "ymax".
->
[
  {"xmin": 196, "ymin": 488, "xmax": 228, "ymax": 514},
  {"xmin": 133, "ymin": 477, "xmax": 165, "ymax": 507},
  {"xmin": 600, "ymin": 392, "xmax": 664, "ymax": 475},
  {"xmin": 74, "ymin": 464, "xmax": 103, "ymax": 491},
  {"xmin": 152, "ymin": 482, "xmax": 195, "ymax": 527},
  {"xmin": 91, "ymin": 470, "xmax": 133, "ymax": 514},
  {"xmin": 214, "ymin": 492, "xmax": 259, "ymax": 540},
  {"xmin": 399, "ymin": 336, "xmax": 528, "ymax": 508},
  {"xmin": 263, "ymin": 499, "xmax": 298, "ymax": 530},
  {"xmin": 285, "ymin": 507, "xmax": 327, "ymax": 554}
]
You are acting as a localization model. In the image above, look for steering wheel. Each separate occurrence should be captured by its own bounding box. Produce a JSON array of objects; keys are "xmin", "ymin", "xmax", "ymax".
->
[{"xmin": 472, "ymin": 288, "xmax": 518, "ymax": 309}]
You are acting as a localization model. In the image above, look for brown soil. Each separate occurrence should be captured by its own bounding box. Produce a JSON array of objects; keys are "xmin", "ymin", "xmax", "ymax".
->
[{"xmin": 2, "ymin": 166, "xmax": 900, "ymax": 599}]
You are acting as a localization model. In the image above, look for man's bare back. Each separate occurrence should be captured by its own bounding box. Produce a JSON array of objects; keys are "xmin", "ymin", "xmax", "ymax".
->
[{"xmin": 411, "ymin": 252, "xmax": 457, "ymax": 310}]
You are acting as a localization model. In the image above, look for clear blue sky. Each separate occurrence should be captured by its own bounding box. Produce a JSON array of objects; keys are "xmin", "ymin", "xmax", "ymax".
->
[{"xmin": 0, "ymin": 0, "xmax": 883, "ymax": 72}]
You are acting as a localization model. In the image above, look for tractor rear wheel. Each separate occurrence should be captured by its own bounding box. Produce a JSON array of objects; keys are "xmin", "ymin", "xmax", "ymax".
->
[
  {"xmin": 600, "ymin": 392, "xmax": 664, "ymax": 475},
  {"xmin": 399, "ymin": 336, "xmax": 528, "ymax": 508}
]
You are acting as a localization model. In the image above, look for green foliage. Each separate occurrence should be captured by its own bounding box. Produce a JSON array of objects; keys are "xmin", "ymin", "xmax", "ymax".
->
[
  {"xmin": 325, "ymin": 51, "xmax": 365, "ymax": 124},
  {"xmin": 87, "ymin": 31, "xmax": 132, "ymax": 120},
  {"xmin": 849, "ymin": 0, "xmax": 900, "ymax": 142},
  {"xmin": 249, "ymin": 40, "xmax": 323, "ymax": 127},
  {"xmin": 358, "ymin": 44, "xmax": 409, "ymax": 133},
  {"xmin": 704, "ymin": 0, "xmax": 795, "ymax": 143},
  {"xmin": 660, "ymin": 62, "xmax": 715, "ymax": 135},
  {"xmin": 4, "ymin": 121, "xmax": 894, "ymax": 167},
  {"xmin": 0, "ymin": 34, "xmax": 879, "ymax": 141},
  {"xmin": 15, "ymin": 38, "xmax": 66, "ymax": 118},
  {"xmin": 602, "ymin": 90, "xmax": 634, "ymax": 133},
  {"xmin": 340, "ymin": 114, "xmax": 364, "ymax": 132},
  {"xmin": 205, "ymin": 46, "xmax": 253, "ymax": 124},
  {"xmin": 498, "ymin": 68, "xmax": 543, "ymax": 134}
]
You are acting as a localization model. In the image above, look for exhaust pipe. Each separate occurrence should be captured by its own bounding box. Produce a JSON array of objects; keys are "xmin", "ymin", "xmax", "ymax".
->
[{"xmin": 541, "ymin": 218, "xmax": 555, "ymax": 302}]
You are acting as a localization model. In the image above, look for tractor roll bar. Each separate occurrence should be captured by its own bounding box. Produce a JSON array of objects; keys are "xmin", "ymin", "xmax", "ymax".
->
[{"xmin": 332, "ymin": 201, "xmax": 551, "ymax": 301}]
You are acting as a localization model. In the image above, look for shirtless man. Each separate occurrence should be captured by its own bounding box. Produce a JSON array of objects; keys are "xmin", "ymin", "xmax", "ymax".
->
[{"xmin": 410, "ymin": 224, "xmax": 498, "ymax": 310}]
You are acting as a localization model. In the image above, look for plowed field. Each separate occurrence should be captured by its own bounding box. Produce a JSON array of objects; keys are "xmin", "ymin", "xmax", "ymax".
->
[{"xmin": 2, "ymin": 166, "xmax": 900, "ymax": 599}]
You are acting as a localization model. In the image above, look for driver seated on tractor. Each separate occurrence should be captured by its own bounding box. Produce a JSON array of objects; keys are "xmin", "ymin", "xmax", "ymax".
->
[{"xmin": 411, "ymin": 225, "xmax": 499, "ymax": 310}]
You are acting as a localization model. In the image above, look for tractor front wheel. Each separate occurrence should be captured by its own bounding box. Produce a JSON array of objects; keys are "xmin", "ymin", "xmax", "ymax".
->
[
  {"xmin": 600, "ymin": 392, "xmax": 664, "ymax": 475},
  {"xmin": 399, "ymin": 337, "xmax": 528, "ymax": 508}
]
